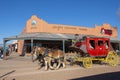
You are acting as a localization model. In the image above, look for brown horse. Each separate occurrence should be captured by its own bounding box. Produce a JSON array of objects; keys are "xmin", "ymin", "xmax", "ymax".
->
[
  {"xmin": 31, "ymin": 46, "xmax": 66, "ymax": 70},
  {"xmin": 31, "ymin": 46, "xmax": 46, "ymax": 69},
  {"xmin": 47, "ymin": 49, "xmax": 66, "ymax": 70}
]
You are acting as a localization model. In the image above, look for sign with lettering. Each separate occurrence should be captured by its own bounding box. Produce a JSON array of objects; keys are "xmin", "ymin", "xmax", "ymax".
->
[{"xmin": 101, "ymin": 28, "xmax": 112, "ymax": 36}]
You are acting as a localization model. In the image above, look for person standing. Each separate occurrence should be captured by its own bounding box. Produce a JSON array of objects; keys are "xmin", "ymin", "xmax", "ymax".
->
[
  {"xmin": 0, "ymin": 48, "xmax": 3, "ymax": 60},
  {"xmin": 15, "ymin": 44, "xmax": 18, "ymax": 52}
]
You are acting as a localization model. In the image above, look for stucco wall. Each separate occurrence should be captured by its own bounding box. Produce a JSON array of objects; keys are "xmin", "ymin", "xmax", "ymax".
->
[{"xmin": 24, "ymin": 15, "xmax": 118, "ymax": 37}]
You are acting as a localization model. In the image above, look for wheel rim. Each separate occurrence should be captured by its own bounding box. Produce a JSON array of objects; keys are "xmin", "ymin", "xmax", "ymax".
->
[
  {"xmin": 106, "ymin": 51, "xmax": 119, "ymax": 66},
  {"xmin": 83, "ymin": 57, "xmax": 92, "ymax": 68}
]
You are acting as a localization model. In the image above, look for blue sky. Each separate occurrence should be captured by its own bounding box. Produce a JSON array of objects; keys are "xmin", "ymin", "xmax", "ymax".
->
[{"xmin": 0, "ymin": 0, "xmax": 120, "ymax": 43}]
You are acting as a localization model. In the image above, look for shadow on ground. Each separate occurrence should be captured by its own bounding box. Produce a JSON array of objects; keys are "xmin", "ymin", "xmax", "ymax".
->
[{"xmin": 71, "ymin": 71, "xmax": 120, "ymax": 80}]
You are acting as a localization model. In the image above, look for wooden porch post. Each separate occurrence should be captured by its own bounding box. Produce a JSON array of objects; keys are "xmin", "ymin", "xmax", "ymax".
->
[
  {"xmin": 63, "ymin": 39, "xmax": 65, "ymax": 53},
  {"xmin": 31, "ymin": 39, "xmax": 33, "ymax": 52},
  {"xmin": 3, "ymin": 39, "xmax": 7, "ymax": 60}
]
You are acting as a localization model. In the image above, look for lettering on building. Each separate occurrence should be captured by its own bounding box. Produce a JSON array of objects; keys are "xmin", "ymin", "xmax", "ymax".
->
[
  {"xmin": 79, "ymin": 28, "xmax": 87, "ymax": 31},
  {"xmin": 64, "ymin": 27, "xmax": 76, "ymax": 30},
  {"xmin": 53, "ymin": 26, "xmax": 63, "ymax": 30}
]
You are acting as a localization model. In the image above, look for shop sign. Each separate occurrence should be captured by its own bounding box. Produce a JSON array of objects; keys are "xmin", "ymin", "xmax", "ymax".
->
[{"xmin": 101, "ymin": 28, "xmax": 112, "ymax": 36}]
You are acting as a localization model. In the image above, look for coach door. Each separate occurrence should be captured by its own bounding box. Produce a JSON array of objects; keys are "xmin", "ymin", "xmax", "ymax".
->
[{"xmin": 97, "ymin": 39, "xmax": 104, "ymax": 56}]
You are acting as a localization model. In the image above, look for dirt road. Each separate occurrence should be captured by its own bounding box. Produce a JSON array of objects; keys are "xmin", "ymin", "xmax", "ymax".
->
[{"xmin": 0, "ymin": 53, "xmax": 120, "ymax": 80}]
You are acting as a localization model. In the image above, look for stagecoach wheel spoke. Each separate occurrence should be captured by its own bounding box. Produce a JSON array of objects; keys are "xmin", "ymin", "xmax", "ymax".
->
[
  {"xmin": 83, "ymin": 57, "xmax": 92, "ymax": 68},
  {"xmin": 106, "ymin": 51, "xmax": 119, "ymax": 66}
]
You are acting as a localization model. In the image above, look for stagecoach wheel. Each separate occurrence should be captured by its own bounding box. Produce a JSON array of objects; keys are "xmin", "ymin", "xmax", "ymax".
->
[
  {"xmin": 106, "ymin": 51, "xmax": 119, "ymax": 66},
  {"xmin": 83, "ymin": 57, "xmax": 92, "ymax": 68}
]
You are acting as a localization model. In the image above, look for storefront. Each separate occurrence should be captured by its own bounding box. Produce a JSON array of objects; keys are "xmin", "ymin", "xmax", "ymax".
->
[
  {"xmin": 110, "ymin": 38, "xmax": 120, "ymax": 52},
  {"xmin": 3, "ymin": 15, "xmax": 119, "ymax": 55}
]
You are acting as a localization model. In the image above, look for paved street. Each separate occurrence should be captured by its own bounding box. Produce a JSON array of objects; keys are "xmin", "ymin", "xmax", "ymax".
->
[{"xmin": 0, "ymin": 53, "xmax": 120, "ymax": 80}]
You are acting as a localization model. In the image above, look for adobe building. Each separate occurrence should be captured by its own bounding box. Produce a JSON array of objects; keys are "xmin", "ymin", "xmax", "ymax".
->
[{"xmin": 3, "ymin": 15, "xmax": 120, "ymax": 54}]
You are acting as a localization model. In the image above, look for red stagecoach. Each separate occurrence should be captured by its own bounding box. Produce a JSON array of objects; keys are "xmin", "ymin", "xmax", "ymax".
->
[{"xmin": 68, "ymin": 36, "xmax": 119, "ymax": 68}]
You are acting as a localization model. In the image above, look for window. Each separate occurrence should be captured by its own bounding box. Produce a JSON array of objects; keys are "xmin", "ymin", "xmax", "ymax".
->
[
  {"xmin": 89, "ymin": 40, "xmax": 95, "ymax": 49},
  {"xmin": 105, "ymin": 41, "xmax": 109, "ymax": 49},
  {"xmin": 31, "ymin": 20, "xmax": 37, "ymax": 26},
  {"xmin": 98, "ymin": 40, "xmax": 103, "ymax": 46}
]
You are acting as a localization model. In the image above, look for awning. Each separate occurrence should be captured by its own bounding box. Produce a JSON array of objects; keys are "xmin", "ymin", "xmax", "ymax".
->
[
  {"xmin": 4, "ymin": 32, "xmax": 75, "ymax": 41},
  {"xmin": 4, "ymin": 32, "xmax": 120, "ymax": 42},
  {"xmin": 110, "ymin": 37, "xmax": 120, "ymax": 42}
]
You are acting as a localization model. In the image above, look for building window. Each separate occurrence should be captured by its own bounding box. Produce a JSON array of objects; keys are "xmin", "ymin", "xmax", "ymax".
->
[{"xmin": 31, "ymin": 20, "xmax": 37, "ymax": 26}]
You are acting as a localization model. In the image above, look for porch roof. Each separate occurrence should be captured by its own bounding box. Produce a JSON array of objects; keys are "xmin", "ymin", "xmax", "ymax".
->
[
  {"xmin": 3, "ymin": 32, "xmax": 120, "ymax": 42},
  {"xmin": 110, "ymin": 37, "xmax": 120, "ymax": 42},
  {"xmin": 3, "ymin": 32, "xmax": 77, "ymax": 41}
]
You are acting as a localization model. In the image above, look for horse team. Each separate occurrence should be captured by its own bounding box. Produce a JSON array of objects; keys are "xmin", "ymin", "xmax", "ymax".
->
[{"xmin": 31, "ymin": 46, "xmax": 66, "ymax": 70}]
